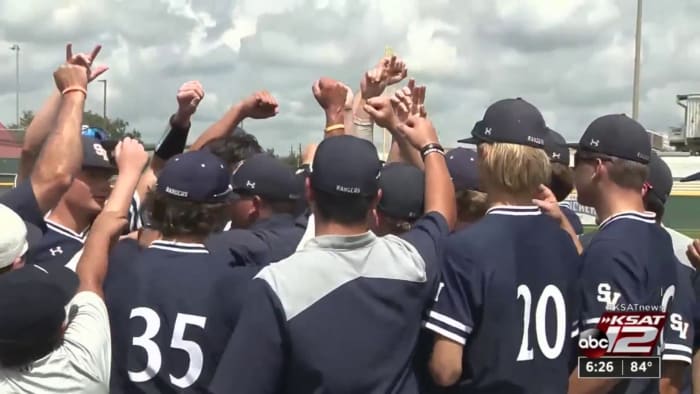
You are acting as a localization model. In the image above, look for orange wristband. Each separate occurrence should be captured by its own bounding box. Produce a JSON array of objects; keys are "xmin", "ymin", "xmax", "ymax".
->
[
  {"xmin": 324, "ymin": 124, "xmax": 344, "ymax": 133},
  {"xmin": 61, "ymin": 87, "xmax": 87, "ymax": 98}
]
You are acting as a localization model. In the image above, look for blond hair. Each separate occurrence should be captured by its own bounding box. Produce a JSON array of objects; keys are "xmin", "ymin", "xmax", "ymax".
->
[
  {"xmin": 456, "ymin": 189, "xmax": 488, "ymax": 222},
  {"xmin": 478, "ymin": 142, "xmax": 551, "ymax": 198}
]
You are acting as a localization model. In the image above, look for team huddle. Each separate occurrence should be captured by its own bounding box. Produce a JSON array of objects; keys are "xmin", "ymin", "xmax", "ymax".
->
[{"xmin": 0, "ymin": 42, "xmax": 697, "ymax": 394}]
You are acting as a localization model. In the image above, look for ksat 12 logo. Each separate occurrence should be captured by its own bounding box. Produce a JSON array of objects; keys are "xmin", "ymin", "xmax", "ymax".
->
[{"xmin": 578, "ymin": 312, "xmax": 666, "ymax": 358}]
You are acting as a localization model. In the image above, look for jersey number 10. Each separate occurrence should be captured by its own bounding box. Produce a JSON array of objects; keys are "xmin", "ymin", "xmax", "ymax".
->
[
  {"xmin": 128, "ymin": 307, "xmax": 208, "ymax": 389},
  {"xmin": 516, "ymin": 284, "xmax": 567, "ymax": 361}
]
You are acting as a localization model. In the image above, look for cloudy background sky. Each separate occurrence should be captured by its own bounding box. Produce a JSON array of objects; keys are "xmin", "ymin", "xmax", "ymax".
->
[{"xmin": 0, "ymin": 0, "xmax": 698, "ymax": 154}]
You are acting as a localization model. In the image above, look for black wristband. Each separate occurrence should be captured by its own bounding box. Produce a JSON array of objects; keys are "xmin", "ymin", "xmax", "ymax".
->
[
  {"xmin": 420, "ymin": 143, "xmax": 445, "ymax": 160},
  {"xmin": 154, "ymin": 115, "xmax": 191, "ymax": 161}
]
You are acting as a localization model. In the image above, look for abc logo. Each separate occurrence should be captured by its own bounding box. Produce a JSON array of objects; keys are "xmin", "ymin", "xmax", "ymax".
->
[{"xmin": 578, "ymin": 328, "xmax": 609, "ymax": 359}]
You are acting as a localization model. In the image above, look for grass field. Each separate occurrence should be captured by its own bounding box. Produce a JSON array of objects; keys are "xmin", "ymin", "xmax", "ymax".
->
[{"xmin": 583, "ymin": 226, "xmax": 700, "ymax": 239}]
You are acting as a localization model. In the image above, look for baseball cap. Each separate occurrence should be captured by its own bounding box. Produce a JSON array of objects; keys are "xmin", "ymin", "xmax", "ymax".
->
[
  {"xmin": 544, "ymin": 128, "xmax": 570, "ymax": 166},
  {"xmin": 81, "ymin": 136, "xmax": 117, "ymax": 171},
  {"xmin": 446, "ymin": 147, "xmax": 480, "ymax": 191},
  {"xmin": 458, "ymin": 98, "xmax": 548, "ymax": 149},
  {"xmin": 231, "ymin": 153, "xmax": 301, "ymax": 200},
  {"xmin": 377, "ymin": 163, "xmax": 424, "ymax": 220},
  {"xmin": 156, "ymin": 150, "xmax": 233, "ymax": 203},
  {"xmin": 0, "ymin": 205, "xmax": 28, "ymax": 270},
  {"xmin": 681, "ymin": 172, "xmax": 700, "ymax": 182},
  {"xmin": 310, "ymin": 135, "xmax": 382, "ymax": 197},
  {"xmin": 569, "ymin": 114, "xmax": 651, "ymax": 164},
  {"xmin": 646, "ymin": 151, "xmax": 673, "ymax": 204},
  {"xmin": 0, "ymin": 264, "xmax": 78, "ymax": 348}
]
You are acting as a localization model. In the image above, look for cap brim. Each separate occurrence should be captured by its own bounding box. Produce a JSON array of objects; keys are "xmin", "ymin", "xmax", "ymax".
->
[
  {"xmin": 680, "ymin": 172, "xmax": 700, "ymax": 182},
  {"xmin": 565, "ymin": 142, "xmax": 580, "ymax": 149},
  {"xmin": 457, "ymin": 137, "xmax": 481, "ymax": 144}
]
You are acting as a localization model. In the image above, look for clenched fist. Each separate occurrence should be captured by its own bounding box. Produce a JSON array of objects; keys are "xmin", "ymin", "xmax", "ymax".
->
[
  {"xmin": 312, "ymin": 77, "xmax": 348, "ymax": 113},
  {"xmin": 239, "ymin": 91, "xmax": 279, "ymax": 119}
]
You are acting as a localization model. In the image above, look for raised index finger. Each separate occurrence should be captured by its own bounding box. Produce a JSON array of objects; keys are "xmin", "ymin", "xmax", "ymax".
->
[
  {"xmin": 66, "ymin": 43, "xmax": 73, "ymax": 62},
  {"xmin": 89, "ymin": 45, "xmax": 102, "ymax": 62}
]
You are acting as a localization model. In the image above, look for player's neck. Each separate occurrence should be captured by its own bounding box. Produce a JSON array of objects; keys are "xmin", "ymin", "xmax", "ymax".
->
[
  {"xmin": 486, "ymin": 191, "xmax": 534, "ymax": 208},
  {"xmin": 594, "ymin": 189, "xmax": 646, "ymax": 225},
  {"xmin": 314, "ymin": 217, "xmax": 369, "ymax": 237},
  {"xmin": 48, "ymin": 201, "xmax": 93, "ymax": 234}
]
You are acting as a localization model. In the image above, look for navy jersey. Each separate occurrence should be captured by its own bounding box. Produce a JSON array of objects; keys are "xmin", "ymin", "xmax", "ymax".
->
[
  {"xmin": 27, "ymin": 219, "xmax": 86, "ymax": 269},
  {"xmin": 560, "ymin": 204, "xmax": 584, "ymax": 235},
  {"xmin": 207, "ymin": 213, "xmax": 306, "ymax": 266},
  {"xmin": 426, "ymin": 206, "xmax": 580, "ymax": 394},
  {"xmin": 578, "ymin": 212, "xmax": 679, "ymax": 394},
  {"xmin": 209, "ymin": 212, "xmax": 449, "ymax": 394},
  {"xmin": 0, "ymin": 181, "xmax": 46, "ymax": 231},
  {"xmin": 110, "ymin": 240, "xmax": 258, "ymax": 393}
]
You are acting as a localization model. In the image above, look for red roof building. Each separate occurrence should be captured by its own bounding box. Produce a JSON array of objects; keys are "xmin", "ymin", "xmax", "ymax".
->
[{"xmin": 0, "ymin": 122, "xmax": 21, "ymax": 158}]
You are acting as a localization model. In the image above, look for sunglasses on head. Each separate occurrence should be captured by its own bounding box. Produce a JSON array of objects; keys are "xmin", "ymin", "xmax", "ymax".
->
[{"xmin": 82, "ymin": 127, "xmax": 109, "ymax": 141}]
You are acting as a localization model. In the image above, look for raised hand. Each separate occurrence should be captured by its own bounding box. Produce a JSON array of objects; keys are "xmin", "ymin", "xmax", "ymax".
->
[
  {"xmin": 532, "ymin": 184, "xmax": 564, "ymax": 222},
  {"xmin": 396, "ymin": 114, "xmax": 439, "ymax": 150},
  {"xmin": 379, "ymin": 55, "xmax": 408, "ymax": 86},
  {"xmin": 360, "ymin": 67, "xmax": 387, "ymax": 100},
  {"xmin": 364, "ymin": 96, "xmax": 401, "ymax": 131},
  {"xmin": 312, "ymin": 77, "xmax": 348, "ymax": 112},
  {"xmin": 65, "ymin": 43, "xmax": 108, "ymax": 83},
  {"xmin": 240, "ymin": 90, "xmax": 279, "ymax": 119},
  {"xmin": 175, "ymin": 81, "xmax": 205, "ymax": 119},
  {"xmin": 114, "ymin": 137, "xmax": 149, "ymax": 176}
]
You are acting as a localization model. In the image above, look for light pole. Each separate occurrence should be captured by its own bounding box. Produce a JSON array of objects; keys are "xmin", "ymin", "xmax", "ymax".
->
[
  {"xmin": 9, "ymin": 44, "xmax": 20, "ymax": 127},
  {"xmin": 98, "ymin": 79, "xmax": 107, "ymax": 129},
  {"xmin": 632, "ymin": 0, "xmax": 643, "ymax": 120}
]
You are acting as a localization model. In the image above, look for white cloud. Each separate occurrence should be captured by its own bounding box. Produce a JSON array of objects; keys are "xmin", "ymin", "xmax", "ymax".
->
[{"xmin": 0, "ymin": 0, "xmax": 698, "ymax": 156}]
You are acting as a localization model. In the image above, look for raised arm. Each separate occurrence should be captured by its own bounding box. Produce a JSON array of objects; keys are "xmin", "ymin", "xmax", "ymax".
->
[
  {"xmin": 30, "ymin": 44, "xmax": 94, "ymax": 214},
  {"xmin": 19, "ymin": 45, "xmax": 108, "ymax": 181},
  {"xmin": 189, "ymin": 90, "xmax": 278, "ymax": 151},
  {"xmin": 312, "ymin": 77, "xmax": 350, "ymax": 139}
]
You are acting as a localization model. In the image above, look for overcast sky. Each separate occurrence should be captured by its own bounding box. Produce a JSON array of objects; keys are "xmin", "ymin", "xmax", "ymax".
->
[{"xmin": 1, "ymin": 0, "xmax": 699, "ymax": 154}]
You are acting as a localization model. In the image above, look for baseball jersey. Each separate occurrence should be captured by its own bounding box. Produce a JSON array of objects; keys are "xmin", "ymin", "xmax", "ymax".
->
[
  {"xmin": 0, "ymin": 181, "xmax": 46, "ymax": 231},
  {"xmin": 578, "ymin": 211, "xmax": 679, "ymax": 394},
  {"xmin": 206, "ymin": 213, "xmax": 306, "ymax": 266},
  {"xmin": 425, "ymin": 205, "xmax": 580, "ymax": 394},
  {"xmin": 209, "ymin": 212, "xmax": 449, "ymax": 394},
  {"xmin": 109, "ymin": 240, "xmax": 258, "ymax": 394},
  {"xmin": 560, "ymin": 204, "xmax": 584, "ymax": 235}
]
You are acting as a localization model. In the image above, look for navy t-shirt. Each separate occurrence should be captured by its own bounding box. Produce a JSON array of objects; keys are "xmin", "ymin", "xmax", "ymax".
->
[
  {"xmin": 0, "ymin": 181, "xmax": 45, "ymax": 231},
  {"xmin": 209, "ymin": 212, "xmax": 449, "ymax": 394},
  {"xmin": 578, "ymin": 212, "xmax": 680, "ymax": 394},
  {"xmin": 108, "ymin": 240, "xmax": 259, "ymax": 393},
  {"xmin": 426, "ymin": 206, "xmax": 580, "ymax": 394}
]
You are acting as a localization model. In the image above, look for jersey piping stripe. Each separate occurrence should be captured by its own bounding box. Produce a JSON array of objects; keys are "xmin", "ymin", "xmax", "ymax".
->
[
  {"xmin": 423, "ymin": 321, "xmax": 466, "ymax": 345},
  {"xmin": 664, "ymin": 343, "xmax": 693, "ymax": 354},
  {"xmin": 661, "ymin": 354, "xmax": 692, "ymax": 364},
  {"xmin": 149, "ymin": 241, "xmax": 209, "ymax": 254},
  {"xmin": 149, "ymin": 245, "xmax": 209, "ymax": 254},
  {"xmin": 428, "ymin": 311, "xmax": 471, "ymax": 333},
  {"xmin": 45, "ymin": 222, "xmax": 87, "ymax": 243},
  {"xmin": 598, "ymin": 211, "xmax": 656, "ymax": 229},
  {"xmin": 486, "ymin": 206, "xmax": 541, "ymax": 216}
]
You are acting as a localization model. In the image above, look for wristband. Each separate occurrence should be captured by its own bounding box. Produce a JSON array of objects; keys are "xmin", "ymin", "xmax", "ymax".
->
[
  {"xmin": 61, "ymin": 87, "xmax": 87, "ymax": 98},
  {"xmin": 324, "ymin": 124, "xmax": 345, "ymax": 133},
  {"xmin": 154, "ymin": 115, "xmax": 191, "ymax": 161},
  {"xmin": 420, "ymin": 143, "xmax": 445, "ymax": 160}
]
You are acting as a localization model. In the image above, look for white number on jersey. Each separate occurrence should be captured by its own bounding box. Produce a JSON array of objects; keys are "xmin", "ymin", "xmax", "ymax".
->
[
  {"xmin": 516, "ymin": 284, "xmax": 567, "ymax": 361},
  {"xmin": 128, "ymin": 307, "xmax": 207, "ymax": 389},
  {"xmin": 657, "ymin": 285, "xmax": 677, "ymax": 352}
]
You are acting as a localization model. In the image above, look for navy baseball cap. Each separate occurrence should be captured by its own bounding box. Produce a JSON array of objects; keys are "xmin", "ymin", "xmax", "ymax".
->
[
  {"xmin": 446, "ymin": 147, "xmax": 480, "ymax": 191},
  {"xmin": 0, "ymin": 264, "xmax": 78, "ymax": 348},
  {"xmin": 82, "ymin": 136, "xmax": 117, "ymax": 171},
  {"xmin": 681, "ymin": 172, "xmax": 700, "ymax": 182},
  {"xmin": 231, "ymin": 153, "xmax": 301, "ymax": 201},
  {"xmin": 646, "ymin": 150, "xmax": 673, "ymax": 204},
  {"xmin": 544, "ymin": 128, "xmax": 570, "ymax": 166},
  {"xmin": 459, "ymin": 98, "xmax": 548, "ymax": 149},
  {"xmin": 569, "ymin": 114, "xmax": 651, "ymax": 164},
  {"xmin": 310, "ymin": 135, "xmax": 382, "ymax": 197},
  {"xmin": 378, "ymin": 163, "xmax": 424, "ymax": 220},
  {"xmin": 156, "ymin": 150, "xmax": 233, "ymax": 203}
]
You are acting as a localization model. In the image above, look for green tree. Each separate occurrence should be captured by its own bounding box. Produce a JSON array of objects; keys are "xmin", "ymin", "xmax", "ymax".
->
[
  {"xmin": 7, "ymin": 110, "xmax": 141, "ymax": 141},
  {"xmin": 82, "ymin": 110, "xmax": 142, "ymax": 140}
]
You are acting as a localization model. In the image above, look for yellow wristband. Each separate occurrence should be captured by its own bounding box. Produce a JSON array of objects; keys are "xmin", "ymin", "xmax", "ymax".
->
[
  {"xmin": 324, "ymin": 124, "xmax": 344, "ymax": 133},
  {"xmin": 61, "ymin": 87, "xmax": 87, "ymax": 98}
]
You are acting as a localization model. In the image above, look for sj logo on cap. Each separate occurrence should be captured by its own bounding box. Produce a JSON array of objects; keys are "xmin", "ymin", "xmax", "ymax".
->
[{"xmin": 93, "ymin": 143, "xmax": 109, "ymax": 162}]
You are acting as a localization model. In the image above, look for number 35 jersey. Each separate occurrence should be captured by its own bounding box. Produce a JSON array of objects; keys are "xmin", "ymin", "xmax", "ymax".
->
[
  {"xmin": 109, "ymin": 240, "xmax": 259, "ymax": 394},
  {"xmin": 425, "ymin": 206, "xmax": 581, "ymax": 394}
]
